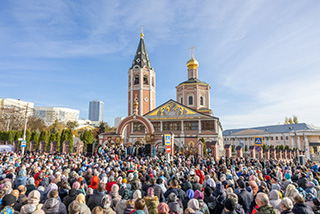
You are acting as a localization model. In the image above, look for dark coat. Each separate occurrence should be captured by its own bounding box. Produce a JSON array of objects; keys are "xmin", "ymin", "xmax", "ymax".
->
[
  {"xmin": 292, "ymin": 203, "xmax": 314, "ymax": 214},
  {"xmin": 192, "ymin": 182, "xmax": 203, "ymax": 192},
  {"xmin": 87, "ymin": 191, "xmax": 106, "ymax": 210},
  {"xmin": 149, "ymin": 184, "xmax": 163, "ymax": 203},
  {"xmin": 298, "ymin": 178, "xmax": 308, "ymax": 190},
  {"xmin": 256, "ymin": 205, "xmax": 280, "ymax": 214},
  {"xmin": 213, "ymin": 183, "xmax": 226, "ymax": 214},
  {"xmin": 282, "ymin": 210, "xmax": 295, "ymax": 214},
  {"xmin": 42, "ymin": 198, "xmax": 67, "ymax": 214},
  {"xmin": 26, "ymin": 184, "xmax": 37, "ymax": 196},
  {"xmin": 62, "ymin": 189, "xmax": 78, "ymax": 209},
  {"xmin": 164, "ymin": 188, "xmax": 185, "ymax": 201},
  {"xmin": 236, "ymin": 189, "xmax": 253, "ymax": 214}
]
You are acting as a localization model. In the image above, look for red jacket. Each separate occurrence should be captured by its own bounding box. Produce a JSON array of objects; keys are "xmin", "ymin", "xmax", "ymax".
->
[
  {"xmin": 106, "ymin": 181, "xmax": 117, "ymax": 193},
  {"xmin": 196, "ymin": 169, "xmax": 205, "ymax": 184}
]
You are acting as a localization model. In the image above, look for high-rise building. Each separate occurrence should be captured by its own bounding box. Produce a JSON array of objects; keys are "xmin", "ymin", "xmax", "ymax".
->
[
  {"xmin": 89, "ymin": 100, "xmax": 104, "ymax": 122},
  {"xmin": 34, "ymin": 107, "xmax": 79, "ymax": 125},
  {"xmin": 0, "ymin": 98, "xmax": 34, "ymax": 117}
]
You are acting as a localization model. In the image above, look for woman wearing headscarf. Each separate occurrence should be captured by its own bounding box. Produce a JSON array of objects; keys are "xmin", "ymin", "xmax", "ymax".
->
[
  {"xmin": 194, "ymin": 190, "xmax": 209, "ymax": 214},
  {"xmin": 20, "ymin": 190, "xmax": 43, "ymax": 214},
  {"xmin": 14, "ymin": 169, "xmax": 29, "ymax": 188},
  {"xmin": 101, "ymin": 195, "xmax": 116, "ymax": 214},
  {"xmin": 213, "ymin": 182, "xmax": 226, "ymax": 214},
  {"xmin": 88, "ymin": 175, "xmax": 99, "ymax": 190},
  {"xmin": 75, "ymin": 193, "xmax": 91, "ymax": 214},
  {"xmin": 269, "ymin": 190, "xmax": 281, "ymax": 211},
  {"xmin": 110, "ymin": 184, "xmax": 122, "ymax": 209},
  {"xmin": 25, "ymin": 178, "xmax": 37, "ymax": 196},
  {"xmin": 144, "ymin": 188, "xmax": 159, "ymax": 214},
  {"xmin": 187, "ymin": 199, "xmax": 204, "ymax": 214},
  {"xmin": 116, "ymin": 189, "xmax": 130, "ymax": 214}
]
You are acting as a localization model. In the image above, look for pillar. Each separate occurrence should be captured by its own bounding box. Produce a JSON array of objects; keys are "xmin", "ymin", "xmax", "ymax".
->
[
  {"xmin": 297, "ymin": 136, "xmax": 301, "ymax": 150},
  {"xmin": 249, "ymin": 146, "xmax": 255, "ymax": 158},
  {"xmin": 13, "ymin": 141, "xmax": 18, "ymax": 152},
  {"xmin": 277, "ymin": 150, "xmax": 282, "ymax": 159},
  {"xmin": 62, "ymin": 141, "xmax": 70, "ymax": 153},
  {"xmin": 29, "ymin": 141, "xmax": 36, "ymax": 152},
  {"xmin": 50, "ymin": 141, "xmax": 57, "ymax": 153},
  {"xmin": 264, "ymin": 149, "xmax": 270, "ymax": 159},
  {"xmin": 225, "ymin": 144, "xmax": 231, "ymax": 158},
  {"xmin": 77, "ymin": 141, "xmax": 84, "ymax": 153},
  {"xmin": 304, "ymin": 135, "xmax": 310, "ymax": 160},
  {"xmin": 271, "ymin": 148, "xmax": 276, "ymax": 159},
  {"xmin": 236, "ymin": 146, "xmax": 243, "ymax": 158},
  {"xmin": 39, "ymin": 141, "xmax": 46, "ymax": 151},
  {"xmin": 211, "ymin": 141, "xmax": 218, "ymax": 158},
  {"xmin": 291, "ymin": 137, "xmax": 294, "ymax": 149}
]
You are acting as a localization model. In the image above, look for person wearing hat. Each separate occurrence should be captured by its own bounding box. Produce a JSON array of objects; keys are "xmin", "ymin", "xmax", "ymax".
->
[
  {"xmin": 157, "ymin": 203, "xmax": 170, "ymax": 214},
  {"xmin": 144, "ymin": 188, "xmax": 159, "ymax": 214},
  {"xmin": 0, "ymin": 194, "xmax": 16, "ymax": 214},
  {"xmin": 298, "ymin": 173, "xmax": 308, "ymax": 191},
  {"xmin": 236, "ymin": 180, "xmax": 253, "ymax": 214},
  {"xmin": 87, "ymin": 182, "xmax": 107, "ymax": 211},
  {"xmin": 280, "ymin": 197, "xmax": 294, "ymax": 214}
]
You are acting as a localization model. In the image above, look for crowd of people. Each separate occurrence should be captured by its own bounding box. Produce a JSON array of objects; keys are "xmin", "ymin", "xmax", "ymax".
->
[{"xmin": 0, "ymin": 144, "xmax": 319, "ymax": 214}]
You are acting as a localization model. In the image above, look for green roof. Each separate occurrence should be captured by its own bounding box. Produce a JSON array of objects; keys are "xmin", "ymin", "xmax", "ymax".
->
[
  {"xmin": 178, "ymin": 78, "xmax": 208, "ymax": 86},
  {"xmin": 131, "ymin": 38, "xmax": 152, "ymax": 69}
]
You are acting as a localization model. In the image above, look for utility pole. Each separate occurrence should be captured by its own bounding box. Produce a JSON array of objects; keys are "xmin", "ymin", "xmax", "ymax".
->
[{"xmin": 22, "ymin": 104, "xmax": 28, "ymax": 156}]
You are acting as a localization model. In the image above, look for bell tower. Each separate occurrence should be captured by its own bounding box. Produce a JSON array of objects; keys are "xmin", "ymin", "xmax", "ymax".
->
[{"xmin": 128, "ymin": 28, "xmax": 156, "ymax": 116}]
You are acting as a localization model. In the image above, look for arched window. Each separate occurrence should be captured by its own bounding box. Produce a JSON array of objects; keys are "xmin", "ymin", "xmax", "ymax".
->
[
  {"xmin": 188, "ymin": 96, "xmax": 193, "ymax": 105},
  {"xmin": 152, "ymin": 77, "xmax": 154, "ymax": 87},
  {"xmin": 180, "ymin": 97, "xmax": 183, "ymax": 104},
  {"xmin": 200, "ymin": 96, "xmax": 204, "ymax": 105},
  {"xmin": 134, "ymin": 75, "xmax": 139, "ymax": 85},
  {"xmin": 143, "ymin": 75, "xmax": 149, "ymax": 85}
]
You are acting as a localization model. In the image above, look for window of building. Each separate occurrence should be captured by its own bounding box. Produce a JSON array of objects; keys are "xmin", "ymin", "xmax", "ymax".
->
[
  {"xmin": 266, "ymin": 137, "xmax": 269, "ymax": 140},
  {"xmin": 276, "ymin": 136, "xmax": 278, "ymax": 140},
  {"xmin": 143, "ymin": 75, "xmax": 149, "ymax": 85},
  {"xmin": 152, "ymin": 122, "xmax": 161, "ymax": 131},
  {"xmin": 286, "ymin": 136, "xmax": 288, "ymax": 140},
  {"xmin": 163, "ymin": 121, "xmax": 181, "ymax": 131},
  {"xmin": 280, "ymin": 136, "xmax": 283, "ymax": 140},
  {"xmin": 180, "ymin": 97, "xmax": 183, "ymax": 104},
  {"xmin": 132, "ymin": 122, "xmax": 145, "ymax": 132},
  {"xmin": 134, "ymin": 75, "xmax": 139, "ymax": 85},
  {"xmin": 271, "ymin": 137, "xmax": 273, "ymax": 140},
  {"xmin": 188, "ymin": 96, "xmax": 193, "ymax": 105},
  {"xmin": 152, "ymin": 77, "xmax": 154, "ymax": 87},
  {"xmin": 184, "ymin": 121, "xmax": 198, "ymax": 131},
  {"xmin": 200, "ymin": 96, "xmax": 204, "ymax": 105},
  {"xmin": 244, "ymin": 138, "xmax": 247, "ymax": 140},
  {"xmin": 201, "ymin": 120, "xmax": 215, "ymax": 131}
]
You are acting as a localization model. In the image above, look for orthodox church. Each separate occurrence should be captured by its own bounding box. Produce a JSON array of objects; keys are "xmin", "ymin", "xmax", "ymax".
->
[{"xmin": 99, "ymin": 30, "xmax": 224, "ymax": 157}]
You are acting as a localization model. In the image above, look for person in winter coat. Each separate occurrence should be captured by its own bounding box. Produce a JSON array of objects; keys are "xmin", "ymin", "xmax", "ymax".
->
[
  {"xmin": 213, "ymin": 182, "xmax": 227, "ymax": 214},
  {"xmin": 123, "ymin": 200, "xmax": 135, "ymax": 214},
  {"xmin": 130, "ymin": 174, "xmax": 140, "ymax": 192},
  {"xmin": 20, "ymin": 190, "xmax": 43, "ymax": 214},
  {"xmin": 164, "ymin": 180, "xmax": 185, "ymax": 202},
  {"xmin": 42, "ymin": 190, "xmax": 67, "ymax": 214},
  {"xmin": 116, "ymin": 191, "xmax": 129, "ymax": 214},
  {"xmin": 194, "ymin": 190, "xmax": 209, "ymax": 214},
  {"xmin": 87, "ymin": 182, "xmax": 106, "ymax": 210},
  {"xmin": 75, "ymin": 193, "xmax": 91, "ymax": 214},
  {"xmin": 157, "ymin": 203, "xmax": 170, "ymax": 214},
  {"xmin": 306, "ymin": 182, "xmax": 318, "ymax": 201},
  {"xmin": 0, "ymin": 194, "xmax": 20, "ymax": 214},
  {"xmin": 270, "ymin": 190, "xmax": 282, "ymax": 211},
  {"xmin": 187, "ymin": 199, "xmax": 204, "ymax": 214},
  {"xmin": 183, "ymin": 189, "xmax": 194, "ymax": 211},
  {"xmin": 298, "ymin": 173, "xmax": 308, "ymax": 191},
  {"xmin": 167, "ymin": 192, "xmax": 183, "ymax": 214},
  {"xmin": 63, "ymin": 188, "xmax": 78, "ymax": 209},
  {"xmin": 144, "ymin": 188, "xmax": 159, "ymax": 214},
  {"xmin": 280, "ymin": 197, "xmax": 295, "ymax": 214},
  {"xmin": 222, "ymin": 193, "xmax": 245, "ymax": 214},
  {"xmin": 106, "ymin": 177, "xmax": 118, "ymax": 194},
  {"xmin": 148, "ymin": 177, "xmax": 164, "ymax": 203},
  {"xmin": 192, "ymin": 176, "xmax": 203, "ymax": 192},
  {"xmin": 255, "ymin": 193, "xmax": 280, "ymax": 214},
  {"xmin": 224, "ymin": 198, "xmax": 237, "ymax": 214},
  {"xmin": 25, "ymin": 178, "xmax": 37, "ymax": 196},
  {"xmin": 88, "ymin": 176, "xmax": 100, "ymax": 190},
  {"xmin": 14, "ymin": 169, "xmax": 29, "ymax": 188},
  {"xmin": 110, "ymin": 184, "xmax": 122, "ymax": 209},
  {"xmin": 101, "ymin": 195, "xmax": 116, "ymax": 214},
  {"xmin": 203, "ymin": 187, "xmax": 216, "ymax": 214},
  {"xmin": 236, "ymin": 180, "xmax": 253, "ymax": 214},
  {"xmin": 311, "ymin": 198, "xmax": 320, "ymax": 214},
  {"xmin": 292, "ymin": 193, "xmax": 314, "ymax": 214},
  {"xmin": 58, "ymin": 181, "xmax": 70, "ymax": 201}
]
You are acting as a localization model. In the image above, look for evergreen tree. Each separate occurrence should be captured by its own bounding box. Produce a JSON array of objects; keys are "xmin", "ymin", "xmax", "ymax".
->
[
  {"xmin": 39, "ymin": 130, "xmax": 49, "ymax": 151},
  {"xmin": 55, "ymin": 132, "xmax": 60, "ymax": 152},
  {"xmin": 285, "ymin": 145, "xmax": 290, "ymax": 150},
  {"xmin": 80, "ymin": 130, "xmax": 93, "ymax": 152},
  {"xmin": 8, "ymin": 130, "xmax": 16, "ymax": 142},
  {"xmin": 14, "ymin": 131, "xmax": 22, "ymax": 141},
  {"xmin": 60, "ymin": 129, "xmax": 67, "ymax": 152},
  {"xmin": 30, "ymin": 131, "xmax": 39, "ymax": 149},
  {"xmin": 48, "ymin": 133, "xmax": 56, "ymax": 152},
  {"xmin": 66, "ymin": 129, "xmax": 74, "ymax": 153}
]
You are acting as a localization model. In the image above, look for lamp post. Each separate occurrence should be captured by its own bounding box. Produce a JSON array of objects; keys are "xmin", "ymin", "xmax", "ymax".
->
[{"xmin": 22, "ymin": 104, "xmax": 29, "ymax": 156}]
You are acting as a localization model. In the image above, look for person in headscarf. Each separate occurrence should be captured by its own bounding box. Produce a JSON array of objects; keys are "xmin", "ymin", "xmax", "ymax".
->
[
  {"xmin": 0, "ymin": 194, "xmax": 19, "ymax": 214},
  {"xmin": 194, "ymin": 190, "xmax": 209, "ymax": 214},
  {"xmin": 42, "ymin": 189, "xmax": 67, "ymax": 214},
  {"xmin": 14, "ymin": 169, "xmax": 29, "ymax": 188},
  {"xmin": 110, "ymin": 184, "xmax": 122, "ymax": 209},
  {"xmin": 269, "ymin": 190, "xmax": 281, "ymax": 211},
  {"xmin": 20, "ymin": 190, "xmax": 43, "ymax": 214},
  {"xmin": 88, "ymin": 175, "xmax": 100, "ymax": 190},
  {"xmin": 75, "ymin": 193, "xmax": 91, "ymax": 214},
  {"xmin": 101, "ymin": 195, "xmax": 116, "ymax": 214},
  {"xmin": 167, "ymin": 192, "xmax": 183, "ymax": 214},
  {"xmin": 45, "ymin": 183, "xmax": 58, "ymax": 200},
  {"xmin": 187, "ymin": 199, "xmax": 204, "ymax": 214},
  {"xmin": 25, "ymin": 178, "xmax": 37, "ymax": 196},
  {"xmin": 144, "ymin": 188, "xmax": 159, "ymax": 214}
]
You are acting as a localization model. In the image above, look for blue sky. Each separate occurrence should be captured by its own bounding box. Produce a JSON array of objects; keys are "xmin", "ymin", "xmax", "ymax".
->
[{"xmin": 1, "ymin": 0, "xmax": 320, "ymax": 129}]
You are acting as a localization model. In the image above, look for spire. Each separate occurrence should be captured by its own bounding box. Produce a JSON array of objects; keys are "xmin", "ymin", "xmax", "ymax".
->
[{"xmin": 131, "ymin": 28, "xmax": 152, "ymax": 69}]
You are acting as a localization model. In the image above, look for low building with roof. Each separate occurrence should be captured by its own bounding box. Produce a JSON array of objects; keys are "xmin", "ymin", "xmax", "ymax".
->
[{"xmin": 223, "ymin": 123, "xmax": 320, "ymax": 160}]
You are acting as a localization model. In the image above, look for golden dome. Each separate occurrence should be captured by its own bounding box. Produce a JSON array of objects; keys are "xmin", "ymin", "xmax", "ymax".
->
[{"xmin": 186, "ymin": 57, "xmax": 199, "ymax": 69}]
